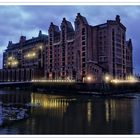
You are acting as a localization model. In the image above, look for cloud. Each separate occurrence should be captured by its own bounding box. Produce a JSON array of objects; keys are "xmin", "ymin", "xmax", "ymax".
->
[{"xmin": 0, "ymin": 5, "xmax": 139, "ymax": 73}]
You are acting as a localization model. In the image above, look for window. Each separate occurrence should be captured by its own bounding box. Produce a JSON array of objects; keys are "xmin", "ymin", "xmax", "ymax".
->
[
  {"xmin": 82, "ymin": 47, "xmax": 85, "ymax": 51},
  {"xmin": 82, "ymin": 28, "xmax": 85, "ymax": 35},
  {"xmin": 82, "ymin": 63, "xmax": 85, "ymax": 67},
  {"xmin": 82, "ymin": 41, "xmax": 86, "ymax": 45},
  {"xmin": 82, "ymin": 52, "xmax": 85, "ymax": 56},
  {"xmin": 82, "ymin": 36, "xmax": 85, "ymax": 40},
  {"xmin": 82, "ymin": 58, "xmax": 85, "ymax": 62}
]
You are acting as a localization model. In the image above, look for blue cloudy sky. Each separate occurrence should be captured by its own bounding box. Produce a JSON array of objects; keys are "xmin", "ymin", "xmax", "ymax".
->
[{"xmin": 0, "ymin": 5, "xmax": 140, "ymax": 73}]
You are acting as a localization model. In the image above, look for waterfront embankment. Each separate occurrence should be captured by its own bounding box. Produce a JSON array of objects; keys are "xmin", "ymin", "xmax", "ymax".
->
[{"xmin": 0, "ymin": 81, "xmax": 140, "ymax": 95}]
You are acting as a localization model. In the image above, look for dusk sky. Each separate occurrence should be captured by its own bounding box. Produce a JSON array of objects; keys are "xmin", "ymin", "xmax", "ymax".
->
[{"xmin": 0, "ymin": 5, "xmax": 140, "ymax": 73}]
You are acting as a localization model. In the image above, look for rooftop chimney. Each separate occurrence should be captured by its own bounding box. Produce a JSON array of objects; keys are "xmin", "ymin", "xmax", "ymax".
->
[
  {"xmin": 116, "ymin": 15, "xmax": 120, "ymax": 23},
  {"xmin": 38, "ymin": 30, "xmax": 42, "ymax": 37},
  {"xmin": 19, "ymin": 36, "xmax": 26, "ymax": 43},
  {"xmin": 50, "ymin": 22, "xmax": 53, "ymax": 26},
  {"xmin": 8, "ymin": 41, "xmax": 12, "ymax": 47},
  {"xmin": 77, "ymin": 13, "xmax": 81, "ymax": 16}
]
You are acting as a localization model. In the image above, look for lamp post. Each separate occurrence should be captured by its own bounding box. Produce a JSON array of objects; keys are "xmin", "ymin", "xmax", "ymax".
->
[{"xmin": 104, "ymin": 74, "xmax": 111, "ymax": 83}]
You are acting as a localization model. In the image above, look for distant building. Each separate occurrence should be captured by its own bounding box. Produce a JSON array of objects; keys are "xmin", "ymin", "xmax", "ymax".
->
[
  {"xmin": 0, "ymin": 13, "xmax": 133, "ymax": 83},
  {"xmin": 0, "ymin": 31, "xmax": 47, "ymax": 82},
  {"xmin": 126, "ymin": 39, "xmax": 133, "ymax": 75}
]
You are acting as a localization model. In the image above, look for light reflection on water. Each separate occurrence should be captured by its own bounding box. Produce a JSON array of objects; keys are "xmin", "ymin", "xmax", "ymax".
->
[
  {"xmin": 0, "ymin": 90, "xmax": 140, "ymax": 134},
  {"xmin": 133, "ymin": 94, "xmax": 140, "ymax": 134}
]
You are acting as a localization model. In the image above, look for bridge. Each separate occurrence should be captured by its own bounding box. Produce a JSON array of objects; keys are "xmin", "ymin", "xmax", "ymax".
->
[
  {"xmin": 0, "ymin": 80, "xmax": 77, "ymax": 92},
  {"xmin": 0, "ymin": 80, "xmax": 140, "ymax": 95},
  {"xmin": 0, "ymin": 79, "xmax": 75, "ymax": 86}
]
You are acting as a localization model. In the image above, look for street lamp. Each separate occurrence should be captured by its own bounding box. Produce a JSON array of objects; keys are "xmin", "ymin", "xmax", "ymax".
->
[
  {"xmin": 87, "ymin": 76, "xmax": 92, "ymax": 81},
  {"xmin": 104, "ymin": 74, "xmax": 111, "ymax": 83},
  {"xmin": 105, "ymin": 76, "xmax": 109, "ymax": 81},
  {"xmin": 86, "ymin": 75, "xmax": 93, "ymax": 83}
]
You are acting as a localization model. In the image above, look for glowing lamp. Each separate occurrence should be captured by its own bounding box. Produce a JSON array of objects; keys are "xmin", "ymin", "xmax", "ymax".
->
[
  {"xmin": 105, "ymin": 76, "xmax": 109, "ymax": 81},
  {"xmin": 87, "ymin": 76, "xmax": 91, "ymax": 81},
  {"xmin": 32, "ymin": 52, "xmax": 36, "ymax": 56},
  {"xmin": 86, "ymin": 75, "xmax": 93, "ymax": 82},
  {"xmin": 8, "ymin": 56, "xmax": 13, "ymax": 60},
  {"xmin": 104, "ymin": 74, "xmax": 111, "ymax": 83},
  {"xmin": 39, "ymin": 46, "xmax": 43, "ymax": 49}
]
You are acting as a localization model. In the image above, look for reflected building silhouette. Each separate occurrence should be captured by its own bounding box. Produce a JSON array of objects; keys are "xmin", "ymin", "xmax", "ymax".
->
[
  {"xmin": 132, "ymin": 97, "xmax": 140, "ymax": 134},
  {"xmin": 26, "ymin": 93, "xmax": 134, "ymax": 134},
  {"xmin": 0, "ymin": 91, "xmax": 135, "ymax": 134},
  {"xmin": 91, "ymin": 98, "xmax": 133, "ymax": 134},
  {"xmin": 0, "ymin": 90, "xmax": 31, "ymax": 104}
]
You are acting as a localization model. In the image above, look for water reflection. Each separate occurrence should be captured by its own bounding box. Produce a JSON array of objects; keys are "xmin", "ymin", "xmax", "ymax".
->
[
  {"xmin": 0, "ymin": 90, "xmax": 139, "ymax": 134},
  {"xmin": 133, "ymin": 94, "xmax": 140, "ymax": 134},
  {"xmin": 87, "ymin": 102, "xmax": 92, "ymax": 124},
  {"xmin": 31, "ymin": 93, "xmax": 70, "ymax": 118},
  {"xmin": 0, "ymin": 90, "xmax": 31, "ymax": 104}
]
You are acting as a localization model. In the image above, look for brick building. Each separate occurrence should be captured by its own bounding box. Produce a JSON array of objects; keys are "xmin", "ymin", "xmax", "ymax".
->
[
  {"xmin": 0, "ymin": 13, "xmax": 133, "ymax": 83},
  {"xmin": 0, "ymin": 31, "xmax": 47, "ymax": 82},
  {"xmin": 92, "ymin": 15, "xmax": 133, "ymax": 79}
]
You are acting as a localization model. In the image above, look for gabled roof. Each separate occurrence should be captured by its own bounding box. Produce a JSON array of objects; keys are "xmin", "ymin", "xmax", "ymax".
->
[
  {"xmin": 126, "ymin": 39, "xmax": 132, "ymax": 49},
  {"xmin": 61, "ymin": 18, "xmax": 74, "ymax": 32},
  {"xmin": 66, "ymin": 20, "xmax": 74, "ymax": 32},
  {"xmin": 53, "ymin": 25, "xmax": 60, "ymax": 32},
  {"xmin": 77, "ymin": 13, "xmax": 88, "ymax": 25},
  {"xmin": 7, "ymin": 33, "xmax": 48, "ymax": 50},
  {"xmin": 50, "ymin": 22, "xmax": 60, "ymax": 33}
]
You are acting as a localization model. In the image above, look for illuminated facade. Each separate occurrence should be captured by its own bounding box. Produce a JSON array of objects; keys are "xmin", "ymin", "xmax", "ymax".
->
[
  {"xmin": 0, "ymin": 13, "xmax": 133, "ymax": 83},
  {"xmin": 93, "ymin": 15, "xmax": 133, "ymax": 79},
  {"xmin": 95, "ymin": 15, "xmax": 132, "ymax": 78},
  {"xmin": 45, "ymin": 13, "xmax": 103, "ymax": 82},
  {"xmin": 45, "ymin": 13, "xmax": 133, "ymax": 82},
  {"xmin": 0, "ymin": 31, "xmax": 47, "ymax": 81},
  {"xmin": 45, "ymin": 19, "xmax": 76, "ymax": 80}
]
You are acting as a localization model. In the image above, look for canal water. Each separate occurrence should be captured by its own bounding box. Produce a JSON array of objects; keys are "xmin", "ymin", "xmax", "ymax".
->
[{"xmin": 0, "ymin": 90, "xmax": 140, "ymax": 134}]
